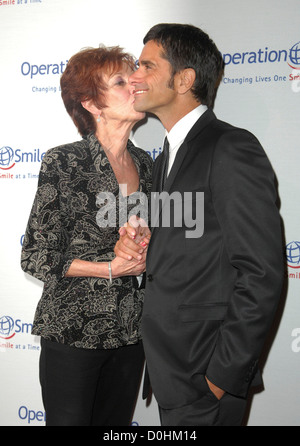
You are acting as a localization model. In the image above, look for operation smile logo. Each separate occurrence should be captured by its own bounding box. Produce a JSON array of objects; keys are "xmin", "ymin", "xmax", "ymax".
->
[
  {"xmin": 222, "ymin": 40, "xmax": 300, "ymax": 90},
  {"xmin": 0, "ymin": 146, "xmax": 15, "ymax": 170},
  {"xmin": 223, "ymin": 40, "xmax": 300, "ymax": 69},
  {"xmin": 0, "ymin": 315, "xmax": 32, "ymax": 340},
  {"xmin": 0, "ymin": 316, "xmax": 15, "ymax": 340},
  {"xmin": 0, "ymin": 145, "xmax": 45, "ymax": 177},
  {"xmin": 286, "ymin": 241, "xmax": 300, "ymax": 279},
  {"xmin": 287, "ymin": 41, "xmax": 300, "ymax": 70},
  {"xmin": 20, "ymin": 59, "xmax": 68, "ymax": 95}
]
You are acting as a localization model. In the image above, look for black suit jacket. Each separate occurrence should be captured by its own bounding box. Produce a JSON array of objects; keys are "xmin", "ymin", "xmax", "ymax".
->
[{"xmin": 142, "ymin": 109, "xmax": 284, "ymax": 409}]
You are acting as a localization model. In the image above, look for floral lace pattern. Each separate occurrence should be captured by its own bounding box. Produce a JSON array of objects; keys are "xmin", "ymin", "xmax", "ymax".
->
[{"xmin": 21, "ymin": 133, "xmax": 153, "ymax": 349}]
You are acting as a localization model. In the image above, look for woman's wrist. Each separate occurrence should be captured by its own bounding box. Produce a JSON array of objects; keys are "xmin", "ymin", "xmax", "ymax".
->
[{"xmin": 65, "ymin": 259, "xmax": 116, "ymax": 280}]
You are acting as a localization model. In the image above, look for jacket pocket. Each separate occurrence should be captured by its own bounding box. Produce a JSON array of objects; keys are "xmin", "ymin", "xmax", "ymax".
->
[{"xmin": 179, "ymin": 303, "xmax": 228, "ymax": 321}]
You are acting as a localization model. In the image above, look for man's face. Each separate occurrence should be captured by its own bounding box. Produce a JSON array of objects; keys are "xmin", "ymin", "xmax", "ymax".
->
[{"xmin": 129, "ymin": 40, "xmax": 177, "ymax": 121}]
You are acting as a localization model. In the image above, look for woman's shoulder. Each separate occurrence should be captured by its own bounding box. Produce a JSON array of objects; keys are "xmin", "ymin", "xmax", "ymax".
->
[
  {"xmin": 42, "ymin": 138, "xmax": 90, "ymax": 168},
  {"xmin": 46, "ymin": 138, "xmax": 88, "ymax": 158},
  {"xmin": 128, "ymin": 140, "xmax": 153, "ymax": 167}
]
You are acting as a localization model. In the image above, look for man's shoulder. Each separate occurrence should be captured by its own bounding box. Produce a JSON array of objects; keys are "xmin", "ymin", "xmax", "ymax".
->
[{"xmin": 191, "ymin": 109, "xmax": 256, "ymax": 144}]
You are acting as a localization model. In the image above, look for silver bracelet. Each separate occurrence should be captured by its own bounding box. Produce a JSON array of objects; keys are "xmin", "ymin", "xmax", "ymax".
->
[{"xmin": 108, "ymin": 262, "xmax": 112, "ymax": 286}]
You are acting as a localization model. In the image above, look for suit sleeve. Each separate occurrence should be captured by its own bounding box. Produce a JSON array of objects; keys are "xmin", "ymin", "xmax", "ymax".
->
[{"xmin": 205, "ymin": 129, "xmax": 284, "ymax": 397}]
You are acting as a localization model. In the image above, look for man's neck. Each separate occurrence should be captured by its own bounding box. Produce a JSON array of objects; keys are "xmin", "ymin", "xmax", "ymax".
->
[{"xmin": 157, "ymin": 99, "xmax": 201, "ymax": 132}]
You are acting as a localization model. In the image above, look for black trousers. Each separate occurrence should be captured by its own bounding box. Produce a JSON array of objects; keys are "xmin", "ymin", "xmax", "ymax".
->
[{"xmin": 39, "ymin": 338, "xmax": 144, "ymax": 426}]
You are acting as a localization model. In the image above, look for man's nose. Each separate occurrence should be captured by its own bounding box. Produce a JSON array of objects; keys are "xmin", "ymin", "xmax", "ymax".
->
[{"xmin": 129, "ymin": 68, "xmax": 141, "ymax": 85}]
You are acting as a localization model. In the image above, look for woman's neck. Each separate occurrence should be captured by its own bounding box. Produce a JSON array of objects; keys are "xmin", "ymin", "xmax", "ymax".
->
[
  {"xmin": 95, "ymin": 119, "xmax": 139, "ymax": 196},
  {"xmin": 95, "ymin": 119, "xmax": 134, "ymax": 161}
]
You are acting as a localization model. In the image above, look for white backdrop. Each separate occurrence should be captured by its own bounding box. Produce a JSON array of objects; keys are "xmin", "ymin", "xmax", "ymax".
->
[{"xmin": 1, "ymin": 0, "xmax": 299, "ymax": 426}]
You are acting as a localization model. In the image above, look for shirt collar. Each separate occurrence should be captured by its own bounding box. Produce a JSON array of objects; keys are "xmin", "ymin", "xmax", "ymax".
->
[{"xmin": 166, "ymin": 104, "xmax": 208, "ymax": 151}]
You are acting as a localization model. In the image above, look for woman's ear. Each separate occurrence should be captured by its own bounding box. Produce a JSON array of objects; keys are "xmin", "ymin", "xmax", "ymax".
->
[{"xmin": 81, "ymin": 99, "xmax": 101, "ymax": 116}]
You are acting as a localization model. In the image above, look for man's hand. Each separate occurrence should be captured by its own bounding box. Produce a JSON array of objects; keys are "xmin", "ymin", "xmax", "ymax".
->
[
  {"xmin": 205, "ymin": 377, "xmax": 225, "ymax": 400},
  {"xmin": 115, "ymin": 216, "xmax": 151, "ymax": 261}
]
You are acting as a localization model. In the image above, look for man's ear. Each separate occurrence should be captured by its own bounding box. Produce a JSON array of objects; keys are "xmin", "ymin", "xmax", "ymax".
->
[{"xmin": 176, "ymin": 68, "xmax": 196, "ymax": 95}]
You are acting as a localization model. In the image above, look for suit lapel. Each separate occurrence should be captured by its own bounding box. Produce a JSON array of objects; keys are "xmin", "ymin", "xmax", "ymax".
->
[
  {"xmin": 157, "ymin": 109, "xmax": 216, "ymax": 193},
  {"xmin": 150, "ymin": 140, "xmax": 189, "ymax": 230},
  {"xmin": 150, "ymin": 109, "xmax": 216, "ymax": 231},
  {"xmin": 163, "ymin": 141, "xmax": 189, "ymax": 194}
]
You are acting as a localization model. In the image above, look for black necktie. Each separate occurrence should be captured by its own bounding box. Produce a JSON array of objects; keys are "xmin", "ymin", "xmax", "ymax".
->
[{"xmin": 160, "ymin": 137, "xmax": 169, "ymax": 191}]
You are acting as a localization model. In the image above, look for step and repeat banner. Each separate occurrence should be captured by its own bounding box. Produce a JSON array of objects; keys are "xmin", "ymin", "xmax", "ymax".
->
[{"xmin": 1, "ymin": 0, "xmax": 299, "ymax": 426}]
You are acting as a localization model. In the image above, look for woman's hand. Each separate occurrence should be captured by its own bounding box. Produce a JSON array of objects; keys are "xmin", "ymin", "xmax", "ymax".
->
[{"xmin": 111, "ymin": 254, "xmax": 146, "ymax": 278}]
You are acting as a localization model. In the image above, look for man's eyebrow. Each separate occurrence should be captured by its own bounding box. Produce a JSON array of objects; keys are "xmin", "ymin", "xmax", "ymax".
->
[{"xmin": 139, "ymin": 59, "xmax": 156, "ymax": 67}]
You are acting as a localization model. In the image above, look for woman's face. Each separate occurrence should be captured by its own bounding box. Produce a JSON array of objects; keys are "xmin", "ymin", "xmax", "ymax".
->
[{"xmin": 100, "ymin": 63, "xmax": 145, "ymax": 125}]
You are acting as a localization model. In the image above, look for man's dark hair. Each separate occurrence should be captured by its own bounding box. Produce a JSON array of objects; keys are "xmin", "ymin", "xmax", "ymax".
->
[{"xmin": 143, "ymin": 23, "xmax": 224, "ymax": 108}]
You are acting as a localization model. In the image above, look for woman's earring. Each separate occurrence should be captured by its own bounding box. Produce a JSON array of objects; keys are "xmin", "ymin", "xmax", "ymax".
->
[{"xmin": 97, "ymin": 115, "xmax": 101, "ymax": 122}]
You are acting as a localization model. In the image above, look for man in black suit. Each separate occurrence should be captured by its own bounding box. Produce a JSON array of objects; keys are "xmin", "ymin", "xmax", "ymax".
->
[{"xmin": 115, "ymin": 23, "xmax": 284, "ymax": 426}]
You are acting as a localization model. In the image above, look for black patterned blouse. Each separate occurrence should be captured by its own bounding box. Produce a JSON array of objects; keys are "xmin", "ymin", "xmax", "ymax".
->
[{"xmin": 21, "ymin": 133, "xmax": 153, "ymax": 350}]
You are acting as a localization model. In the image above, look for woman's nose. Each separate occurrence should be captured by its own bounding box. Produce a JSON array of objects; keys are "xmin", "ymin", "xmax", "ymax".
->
[{"xmin": 129, "ymin": 84, "xmax": 136, "ymax": 95}]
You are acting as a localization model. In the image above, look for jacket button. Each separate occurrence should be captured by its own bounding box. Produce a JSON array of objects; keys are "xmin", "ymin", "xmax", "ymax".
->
[{"xmin": 147, "ymin": 274, "xmax": 153, "ymax": 282}]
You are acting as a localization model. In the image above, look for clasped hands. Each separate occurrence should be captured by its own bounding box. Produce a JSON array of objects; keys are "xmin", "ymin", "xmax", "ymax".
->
[{"xmin": 113, "ymin": 216, "xmax": 151, "ymax": 277}]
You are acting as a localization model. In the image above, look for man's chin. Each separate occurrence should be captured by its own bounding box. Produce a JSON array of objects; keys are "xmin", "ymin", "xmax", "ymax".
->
[{"xmin": 133, "ymin": 101, "xmax": 148, "ymax": 114}]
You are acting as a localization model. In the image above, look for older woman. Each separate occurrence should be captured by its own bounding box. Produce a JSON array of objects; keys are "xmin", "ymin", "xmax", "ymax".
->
[{"xmin": 21, "ymin": 46, "xmax": 152, "ymax": 426}]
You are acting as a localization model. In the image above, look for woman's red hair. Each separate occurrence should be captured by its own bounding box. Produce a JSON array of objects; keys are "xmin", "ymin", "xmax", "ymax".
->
[{"xmin": 60, "ymin": 46, "xmax": 135, "ymax": 136}]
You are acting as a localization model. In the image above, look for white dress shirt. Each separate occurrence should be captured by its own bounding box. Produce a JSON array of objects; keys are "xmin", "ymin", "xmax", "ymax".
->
[{"xmin": 165, "ymin": 104, "xmax": 208, "ymax": 176}]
